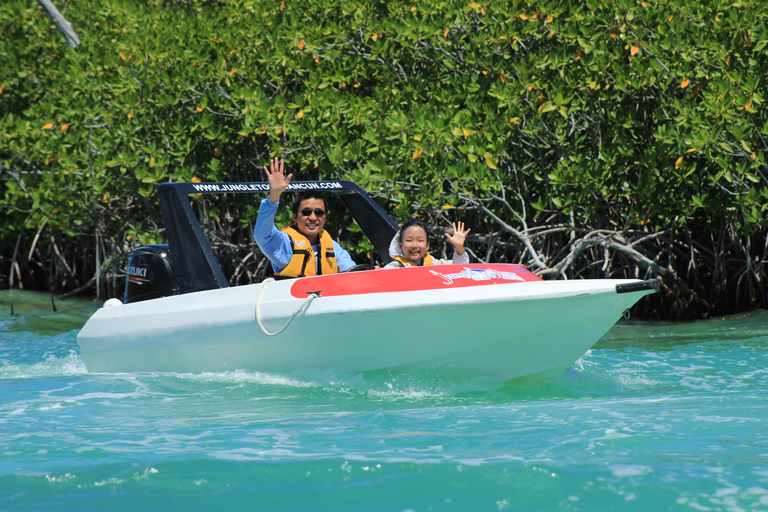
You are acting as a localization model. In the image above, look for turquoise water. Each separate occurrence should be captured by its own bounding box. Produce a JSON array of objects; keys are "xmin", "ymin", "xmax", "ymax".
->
[{"xmin": 2, "ymin": 290, "xmax": 768, "ymax": 511}]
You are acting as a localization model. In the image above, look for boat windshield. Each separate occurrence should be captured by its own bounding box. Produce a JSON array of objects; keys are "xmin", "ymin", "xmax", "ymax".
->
[{"xmin": 156, "ymin": 180, "xmax": 399, "ymax": 293}]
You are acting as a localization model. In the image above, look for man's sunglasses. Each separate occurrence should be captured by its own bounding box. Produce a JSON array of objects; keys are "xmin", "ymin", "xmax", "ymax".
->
[{"xmin": 299, "ymin": 208, "xmax": 326, "ymax": 218}]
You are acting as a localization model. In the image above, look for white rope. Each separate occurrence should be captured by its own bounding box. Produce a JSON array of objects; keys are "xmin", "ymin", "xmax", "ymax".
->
[{"xmin": 255, "ymin": 278, "xmax": 320, "ymax": 336}]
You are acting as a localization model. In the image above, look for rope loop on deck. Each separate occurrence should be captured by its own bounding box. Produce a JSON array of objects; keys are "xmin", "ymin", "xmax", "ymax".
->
[{"xmin": 255, "ymin": 278, "xmax": 319, "ymax": 336}]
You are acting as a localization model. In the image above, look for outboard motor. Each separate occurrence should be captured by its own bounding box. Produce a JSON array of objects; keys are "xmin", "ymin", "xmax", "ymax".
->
[{"xmin": 124, "ymin": 244, "xmax": 179, "ymax": 304}]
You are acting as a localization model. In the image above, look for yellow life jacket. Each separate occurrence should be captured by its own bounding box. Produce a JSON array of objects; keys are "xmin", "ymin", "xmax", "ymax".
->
[
  {"xmin": 394, "ymin": 253, "xmax": 435, "ymax": 267},
  {"xmin": 274, "ymin": 226, "xmax": 339, "ymax": 278}
]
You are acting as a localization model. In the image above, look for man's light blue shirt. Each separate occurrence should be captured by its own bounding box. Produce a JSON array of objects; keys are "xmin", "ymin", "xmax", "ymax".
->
[{"xmin": 253, "ymin": 198, "xmax": 355, "ymax": 274}]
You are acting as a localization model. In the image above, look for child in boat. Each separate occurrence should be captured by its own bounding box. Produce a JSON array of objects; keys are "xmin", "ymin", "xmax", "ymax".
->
[{"xmin": 383, "ymin": 218, "xmax": 471, "ymax": 268}]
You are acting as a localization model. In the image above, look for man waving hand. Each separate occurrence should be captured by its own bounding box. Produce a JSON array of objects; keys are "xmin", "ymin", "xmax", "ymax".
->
[{"xmin": 253, "ymin": 157, "xmax": 355, "ymax": 278}]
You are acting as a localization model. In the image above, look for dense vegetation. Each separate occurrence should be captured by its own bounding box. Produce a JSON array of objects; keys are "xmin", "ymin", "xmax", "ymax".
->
[{"xmin": 1, "ymin": 0, "xmax": 767, "ymax": 319}]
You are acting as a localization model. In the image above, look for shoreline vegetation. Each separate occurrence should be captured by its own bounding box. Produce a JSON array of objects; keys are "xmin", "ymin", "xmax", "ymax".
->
[{"xmin": 2, "ymin": 0, "xmax": 767, "ymax": 320}]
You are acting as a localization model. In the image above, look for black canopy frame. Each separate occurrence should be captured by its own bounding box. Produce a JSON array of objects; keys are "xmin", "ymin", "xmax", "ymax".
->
[{"xmin": 158, "ymin": 181, "xmax": 400, "ymax": 295}]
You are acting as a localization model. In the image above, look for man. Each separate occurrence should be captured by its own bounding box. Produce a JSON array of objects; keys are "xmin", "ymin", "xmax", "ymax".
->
[{"xmin": 253, "ymin": 157, "xmax": 355, "ymax": 277}]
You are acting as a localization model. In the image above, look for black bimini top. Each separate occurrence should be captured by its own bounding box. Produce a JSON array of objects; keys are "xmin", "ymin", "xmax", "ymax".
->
[{"xmin": 158, "ymin": 180, "xmax": 399, "ymax": 295}]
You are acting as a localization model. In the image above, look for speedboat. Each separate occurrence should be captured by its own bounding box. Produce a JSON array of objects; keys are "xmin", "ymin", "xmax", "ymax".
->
[{"xmin": 77, "ymin": 180, "xmax": 659, "ymax": 386}]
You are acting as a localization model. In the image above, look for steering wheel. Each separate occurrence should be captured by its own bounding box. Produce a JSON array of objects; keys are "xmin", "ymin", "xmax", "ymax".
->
[{"xmin": 343, "ymin": 264, "xmax": 376, "ymax": 272}]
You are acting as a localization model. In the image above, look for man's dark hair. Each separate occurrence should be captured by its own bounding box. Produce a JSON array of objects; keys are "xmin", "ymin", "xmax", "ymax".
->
[{"xmin": 291, "ymin": 191, "xmax": 328, "ymax": 214}]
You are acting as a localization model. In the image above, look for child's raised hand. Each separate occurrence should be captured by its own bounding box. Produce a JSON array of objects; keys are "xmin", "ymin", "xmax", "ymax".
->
[{"xmin": 445, "ymin": 221, "xmax": 470, "ymax": 255}]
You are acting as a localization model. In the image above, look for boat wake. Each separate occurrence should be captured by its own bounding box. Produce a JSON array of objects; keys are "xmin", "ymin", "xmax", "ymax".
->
[
  {"xmin": 0, "ymin": 350, "xmax": 87, "ymax": 379},
  {"xmin": 0, "ymin": 334, "xmax": 667, "ymax": 404}
]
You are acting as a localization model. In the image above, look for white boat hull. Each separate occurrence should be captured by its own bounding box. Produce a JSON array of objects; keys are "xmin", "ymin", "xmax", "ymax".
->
[{"xmin": 77, "ymin": 265, "xmax": 658, "ymax": 386}]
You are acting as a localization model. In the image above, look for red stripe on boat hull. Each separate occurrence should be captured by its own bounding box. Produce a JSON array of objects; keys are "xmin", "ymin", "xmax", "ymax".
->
[{"xmin": 290, "ymin": 264, "xmax": 541, "ymax": 298}]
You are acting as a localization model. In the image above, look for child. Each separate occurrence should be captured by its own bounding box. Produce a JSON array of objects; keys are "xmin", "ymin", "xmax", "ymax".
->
[{"xmin": 383, "ymin": 218, "xmax": 471, "ymax": 268}]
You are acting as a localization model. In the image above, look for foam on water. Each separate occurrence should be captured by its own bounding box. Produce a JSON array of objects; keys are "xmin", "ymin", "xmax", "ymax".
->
[{"xmin": 0, "ymin": 349, "xmax": 87, "ymax": 379}]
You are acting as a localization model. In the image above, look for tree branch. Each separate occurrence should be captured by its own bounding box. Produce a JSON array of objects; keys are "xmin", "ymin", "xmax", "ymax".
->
[{"xmin": 36, "ymin": 0, "xmax": 80, "ymax": 48}]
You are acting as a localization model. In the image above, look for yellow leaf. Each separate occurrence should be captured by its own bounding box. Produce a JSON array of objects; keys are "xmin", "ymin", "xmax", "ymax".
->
[
  {"xmin": 412, "ymin": 149, "xmax": 423, "ymax": 160},
  {"xmin": 411, "ymin": 5, "xmax": 416, "ymax": 11},
  {"xmin": 42, "ymin": 123, "xmax": 54, "ymax": 130},
  {"xmin": 119, "ymin": 51, "xmax": 126, "ymax": 60},
  {"xmin": 196, "ymin": 106, "xmax": 203, "ymax": 112},
  {"xmin": 680, "ymin": 78, "xmax": 690, "ymax": 88},
  {"xmin": 192, "ymin": 177, "xmax": 202, "ymax": 183},
  {"xmin": 500, "ymin": 73, "xmax": 508, "ymax": 83},
  {"xmin": 0, "ymin": 86, "xmax": 4, "ymax": 95},
  {"xmin": 668, "ymin": 15, "xmax": 674, "ymax": 22},
  {"xmin": 538, "ymin": 102, "xmax": 547, "ymax": 113},
  {"xmin": 280, "ymin": 1, "xmax": 285, "ymax": 8},
  {"xmin": 686, "ymin": 148, "xmax": 697, "ymax": 153},
  {"xmin": 298, "ymin": 109, "xmax": 304, "ymax": 118},
  {"xmin": 444, "ymin": 28, "xmax": 449, "ymax": 37},
  {"xmin": 372, "ymin": 33, "xmax": 378, "ymax": 41},
  {"xmin": 229, "ymin": 68, "xmax": 237, "ymax": 76},
  {"xmin": 675, "ymin": 156, "xmax": 683, "ymax": 169},
  {"xmin": 519, "ymin": 13, "xmax": 528, "ymax": 20},
  {"xmin": 443, "ymin": 204, "xmax": 454, "ymax": 210},
  {"xmin": 642, "ymin": 1, "xmax": 647, "ymax": 6},
  {"xmin": 413, "ymin": 135, "xmax": 422, "ymax": 141},
  {"xmin": 462, "ymin": 128, "xmax": 471, "ymax": 137},
  {"xmin": 60, "ymin": 124, "xmax": 69, "ymax": 133},
  {"xmin": 631, "ymin": 46, "xmax": 639, "ymax": 56},
  {"xmin": 469, "ymin": 2, "xmax": 479, "ymax": 8},
  {"xmin": 127, "ymin": 113, "xmax": 133, "ymax": 120},
  {"xmin": 528, "ymin": 85, "xmax": 534, "ymax": 91},
  {"xmin": 149, "ymin": 157, "xmax": 156, "ymax": 168},
  {"xmin": 546, "ymin": 15, "xmax": 553, "ymax": 23},
  {"xmin": 716, "ymin": 16, "xmax": 720, "ymax": 22},
  {"xmin": 531, "ymin": 13, "xmax": 538, "ymax": 19},
  {"xmin": 610, "ymin": 34, "xmax": 617, "ymax": 39},
  {"xmin": 589, "ymin": 81, "xmax": 596, "ymax": 89},
  {"xmin": 103, "ymin": 193, "xmax": 110, "ymax": 203},
  {"xmin": 214, "ymin": 145, "xmax": 222, "ymax": 157},
  {"xmin": 210, "ymin": 37, "xmax": 222, "ymax": 43},
  {"xmin": 745, "ymin": 101, "xmax": 752, "ymax": 110},
  {"xmin": 298, "ymin": 40, "xmax": 304, "ymax": 50}
]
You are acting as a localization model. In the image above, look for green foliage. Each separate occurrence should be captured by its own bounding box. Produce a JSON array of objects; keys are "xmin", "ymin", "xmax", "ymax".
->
[{"xmin": 1, "ymin": 0, "xmax": 767, "ymax": 255}]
